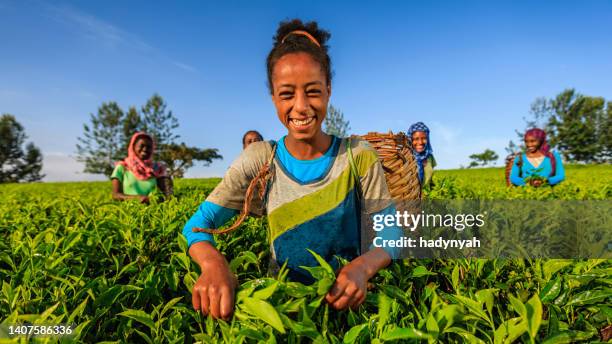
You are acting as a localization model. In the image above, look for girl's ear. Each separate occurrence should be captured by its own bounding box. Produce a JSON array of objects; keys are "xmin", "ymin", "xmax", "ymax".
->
[{"xmin": 327, "ymin": 84, "xmax": 332, "ymax": 98}]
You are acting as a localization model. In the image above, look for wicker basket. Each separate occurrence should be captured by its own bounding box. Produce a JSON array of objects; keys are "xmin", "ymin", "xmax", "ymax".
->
[{"xmin": 359, "ymin": 131, "xmax": 422, "ymax": 204}]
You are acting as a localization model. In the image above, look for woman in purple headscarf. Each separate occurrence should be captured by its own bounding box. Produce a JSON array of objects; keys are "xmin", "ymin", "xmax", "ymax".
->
[
  {"xmin": 510, "ymin": 128, "xmax": 565, "ymax": 187},
  {"xmin": 408, "ymin": 122, "xmax": 436, "ymax": 188}
]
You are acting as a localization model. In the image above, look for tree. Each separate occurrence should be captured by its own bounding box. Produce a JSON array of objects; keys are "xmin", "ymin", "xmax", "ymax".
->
[
  {"xmin": 123, "ymin": 106, "xmax": 142, "ymax": 155},
  {"xmin": 468, "ymin": 149, "xmax": 499, "ymax": 167},
  {"xmin": 324, "ymin": 104, "xmax": 350, "ymax": 138},
  {"xmin": 547, "ymin": 89, "xmax": 603, "ymax": 163},
  {"xmin": 77, "ymin": 94, "xmax": 222, "ymax": 177},
  {"xmin": 158, "ymin": 143, "xmax": 222, "ymax": 178},
  {"xmin": 519, "ymin": 89, "xmax": 610, "ymax": 163},
  {"xmin": 76, "ymin": 102, "xmax": 127, "ymax": 176},
  {"xmin": 141, "ymin": 94, "xmax": 179, "ymax": 147},
  {"xmin": 0, "ymin": 114, "xmax": 44, "ymax": 183}
]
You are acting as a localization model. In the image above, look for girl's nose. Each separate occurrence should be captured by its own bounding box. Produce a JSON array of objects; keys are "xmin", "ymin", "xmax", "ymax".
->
[{"xmin": 294, "ymin": 91, "xmax": 309, "ymax": 114}]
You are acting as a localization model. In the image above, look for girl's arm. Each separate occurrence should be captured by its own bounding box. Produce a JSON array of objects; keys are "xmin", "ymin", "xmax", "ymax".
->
[
  {"xmin": 182, "ymin": 141, "xmax": 273, "ymax": 319},
  {"xmin": 547, "ymin": 151, "xmax": 565, "ymax": 185},
  {"xmin": 182, "ymin": 201, "xmax": 238, "ymax": 320},
  {"xmin": 182, "ymin": 201, "xmax": 238, "ymax": 247},
  {"xmin": 510, "ymin": 155, "xmax": 526, "ymax": 186}
]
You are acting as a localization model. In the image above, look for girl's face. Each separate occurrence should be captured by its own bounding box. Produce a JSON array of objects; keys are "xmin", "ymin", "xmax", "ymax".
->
[
  {"xmin": 134, "ymin": 137, "xmax": 153, "ymax": 160},
  {"xmin": 412, "ymin": 131, "xmax": 428, "ymax": 153},
  {"xmin": 524, "ymin": 135, "xmax": 541, "ymax": 153},
  {"xmin": 270, "ymin": 52, "xmax": 330, "ymax": 142},
  {"xmin": 243, "ymin": 132, "xmax": 263, "ymax": 149}
]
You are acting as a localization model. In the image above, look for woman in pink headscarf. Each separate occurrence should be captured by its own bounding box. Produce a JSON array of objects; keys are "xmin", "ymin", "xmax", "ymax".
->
[
  {"xmin": 111, "ymin": 132, "xmax": 171, "ymax": 203},
  {"xmin": 510, "ymin": 128, "xmax": 565, "ymax": 187}
]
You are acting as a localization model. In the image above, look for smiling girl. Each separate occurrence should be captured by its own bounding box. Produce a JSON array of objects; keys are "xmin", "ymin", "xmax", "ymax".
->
[
  {"xmin": 408, "ymin": 122, "xmax": 436, "ymax": 188},
  {"xmin": 182, "ymin": 19, "xmax": 401, "ymax": 320},
  {"xmin": 510, "ymin": 128, "xmax": 565, "ymax": 187},
  {"xmin": 111, "ymin": 132, "xmax": 170, "ymax": 203}
]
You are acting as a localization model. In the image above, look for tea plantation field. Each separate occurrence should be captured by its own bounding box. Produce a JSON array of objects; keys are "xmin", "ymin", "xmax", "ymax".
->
[{"xmin": 0, "ymin": 165, "xmax": 610, "ymax": 343}]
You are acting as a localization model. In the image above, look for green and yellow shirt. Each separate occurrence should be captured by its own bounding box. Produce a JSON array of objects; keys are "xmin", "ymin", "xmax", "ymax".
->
[{"xmin": 111, "ymin": 164, "xmax": 157, "ymax": 196}]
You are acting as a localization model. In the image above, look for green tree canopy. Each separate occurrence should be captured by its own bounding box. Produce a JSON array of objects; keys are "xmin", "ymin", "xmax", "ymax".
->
[
  {"xmin": 141, "ymin": 94, "xmax": 179, "ymax": 147},
  {"xmin": 158, "ymin": 143, "xmax": 222, "ymax": 178},
  {"xmin": 76, "ymin": 94, "xmax": 222, "ymax": 177},
  {"xmin": 76, "ymin": 102, "xmax": 127, "ymax": 176},
  {"xmin": 0, "ymin": 114, "xmax": 44, "ymax": 183},
  {"xmin": 468, "ymin": 149, "xmax": 499, "ymax": 167},
  {"xmin": 518, "ymin": 89, "xmax": 611, "ymax": 163}
]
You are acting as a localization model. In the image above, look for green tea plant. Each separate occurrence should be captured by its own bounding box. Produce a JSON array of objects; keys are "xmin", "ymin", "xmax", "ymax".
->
[{"xmin": 0, "ymin": 165, "xmax": 610, "ymax": 343}]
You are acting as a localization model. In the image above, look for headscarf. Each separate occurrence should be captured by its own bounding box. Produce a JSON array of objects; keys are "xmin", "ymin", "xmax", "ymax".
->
[
  {"xmin": 116, "ymin": 132, "xmax": 167, "ymax": 180},
  {"xmin": 408, "ymin": 122, "xmax": 434, "ymax": 183},
  {"xmin": 524, "ymin": 128, "xmax": 556, "ymax": 175}
]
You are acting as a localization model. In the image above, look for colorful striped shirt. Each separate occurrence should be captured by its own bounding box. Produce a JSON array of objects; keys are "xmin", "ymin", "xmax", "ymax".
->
[{"xmin": 183, "ymin": 136, "xmax": 401, "ymax": 282}]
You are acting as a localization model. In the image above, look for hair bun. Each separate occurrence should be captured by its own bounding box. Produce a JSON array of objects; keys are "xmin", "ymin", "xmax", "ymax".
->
[
  {"xmin": 266, "ymin": 18, "xmax": 333, "ymax": 93},
  {"xmin": 273, "ymin": 19, "xmax": 330, "ymax": 50}
]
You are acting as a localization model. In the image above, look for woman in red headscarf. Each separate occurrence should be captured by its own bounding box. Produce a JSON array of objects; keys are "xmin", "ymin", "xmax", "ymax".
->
[
  {"xmin": 510, "ymin": 128, "xmax": 565, "ymax": 187},
  {"xmin": 111, "ymin": 132, "xmax": 171, "ymax": 203}
]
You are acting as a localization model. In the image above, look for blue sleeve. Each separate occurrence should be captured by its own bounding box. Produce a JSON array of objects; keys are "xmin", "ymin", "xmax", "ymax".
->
[
  {"xmin": 510, "ymin": 155, "xmax": 526, "ymax": 186},
  {"xmin": 182, "ymin": 201, "xmax": 238, "ymax": 248},
  {"xmin": 548, "ymin": 151, "xmax": 565, "ymax": 185},
  {"xmin": 370, "ymin": 204, "xmax": 403, "ymax": 259}
]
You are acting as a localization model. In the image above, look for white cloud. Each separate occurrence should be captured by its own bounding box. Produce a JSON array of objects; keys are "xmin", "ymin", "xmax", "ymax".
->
[
  {"xmin": 45, "ymin": 4, "xmax": 197, "ymax": 74},
  {"xmin": 42, "ymin": 152, "xmax": 107, "ymax": 182},
  {"xmin": 172, "ymin": 61, "xmax": 198, "ymax": 73},
  {"xmin": 46, "ymin": 5, "xmax": 153, "ymax": 51}
]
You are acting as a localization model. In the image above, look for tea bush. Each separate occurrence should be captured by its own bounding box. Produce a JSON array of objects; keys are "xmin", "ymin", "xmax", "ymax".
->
[{"xmin": 0, "ymin": 165, "xmax": 610, "ymax": 343}]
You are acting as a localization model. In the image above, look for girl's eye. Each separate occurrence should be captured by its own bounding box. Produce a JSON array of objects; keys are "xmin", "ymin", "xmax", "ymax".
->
[
  {"xmin": 307, "ymin": 89, "xmax": 321, "ymax": 95},
  {"xmin": 279, "ymin": 92, "xmax": 293, "ymax": 99}
]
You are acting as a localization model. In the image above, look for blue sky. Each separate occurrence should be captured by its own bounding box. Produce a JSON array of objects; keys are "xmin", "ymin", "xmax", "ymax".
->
[{"xmin": 1, "ymin": 0, "xmax": 611, "ymax": 181}]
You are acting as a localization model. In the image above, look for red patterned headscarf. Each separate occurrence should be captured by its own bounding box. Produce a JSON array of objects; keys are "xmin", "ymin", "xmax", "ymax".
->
[
  {"xmin": 524, "ymin": 128, "xmax": 556, "ymax": 175},
  {"xmin": 116, "ymin": 132, "xmax": 167, "ymax": 180}
]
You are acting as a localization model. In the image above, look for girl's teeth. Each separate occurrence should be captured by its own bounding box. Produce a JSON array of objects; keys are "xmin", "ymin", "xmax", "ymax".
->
[{"xmin": 292, "ymin": 118, "xmax": 314, "ymax": 126}]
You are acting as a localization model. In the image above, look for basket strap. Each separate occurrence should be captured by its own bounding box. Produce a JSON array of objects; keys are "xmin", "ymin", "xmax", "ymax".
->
[
  {"xmin": 346, "ymin": 137, "xmax": 362, "ymax": 201},
  {"xmin": 192, "ymin": 141, "xmax": 277, "ymax": 235}
]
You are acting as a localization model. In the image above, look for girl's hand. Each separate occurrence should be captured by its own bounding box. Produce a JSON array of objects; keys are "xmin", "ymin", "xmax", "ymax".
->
[
  {"xmin": 139, "ymin": 195, "xmax": 150, "ymax": 204},
  {"xmin": 193, "ymin": 262, "xmax": 237, "ymax": 320},
  {"xmin": 325, "ymin": 262, "xmax": 368, "ymax": 310},
  {"xmin": 325, "ymin": 248, "xmax": 391, "ymax": 310},
  {"xmin": 529, "ymin": 179, "xmax": 543, "ymax": 187},
  {"xmin": 189, "ymin": 242, "xmax": 237, "ymax": 321}
]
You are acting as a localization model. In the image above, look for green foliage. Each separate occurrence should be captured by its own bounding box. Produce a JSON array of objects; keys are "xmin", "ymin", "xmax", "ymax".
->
[
  {"xmin": 469, "ymin": 149, "xmax": 499, "ymax": 168},
  {"xmin": 428, "ymin": 164, "xmax": 611, "ymax": 200},
  {"xmin": 76, "ymin": 94, "xmax": 221, "ymax": 178},
  {"xmin": 76, "ymin": 101, "xmax": 129, "ymax": 176},
  {"xmin": 520, "ymin": 89, "xmax": 611, "ymax": 163},
  {"xmin": 0, "ymin": 114, "xmax": 44, "ymax": 183},
  {"xmin": 324, "ymin": 104, "xmax": 351, "ymax": 138},
  {"xmin": 141, "ymin": 93, "xmax": 179, "ymax": 147},
  {"xmin": 159, "ymin": 143, "xmax": 222, "ymax": 178},
  {"xmin": 0, "ymin": 166, "xmax": 610, "ymax": 342},
  {"xmin": 548, "ymin": 89, "xmax": 604, "ymax": 163}
]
